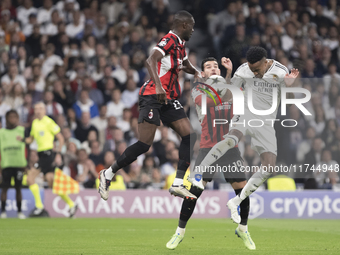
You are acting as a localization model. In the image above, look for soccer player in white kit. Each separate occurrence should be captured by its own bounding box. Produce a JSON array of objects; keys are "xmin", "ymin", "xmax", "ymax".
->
[{"xmin": 192, "ymin": 46, "xmax": 299, "ymax": 223}]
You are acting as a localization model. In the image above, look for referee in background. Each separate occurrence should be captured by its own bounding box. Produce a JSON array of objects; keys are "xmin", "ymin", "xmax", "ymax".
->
[
  {"xmin": 0, "ymin": 110, "xmax": 27, "ymax": 219},
  {"xmin": 18, "ymin": 102, "xmax": 77, "ymax": 217}
]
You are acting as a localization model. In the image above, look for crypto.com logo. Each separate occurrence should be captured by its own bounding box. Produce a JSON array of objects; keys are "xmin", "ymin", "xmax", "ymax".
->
[{"xmin": 198, "ymin": 83, "xmax": 312, "ymax": 116}]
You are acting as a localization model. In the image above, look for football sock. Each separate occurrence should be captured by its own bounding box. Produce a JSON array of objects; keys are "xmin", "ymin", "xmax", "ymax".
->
[
  {"xmin": 176, "ymin": 226, "xmax": 185, "ymax": 236},
  {"xmin": 173, "ymin": 178, "xmax": 183, "ymax": 186},
  {"xmin": 105, "ymin": 167, "xmax": 115, "ymax": 180},
  {"xmin": 17, "ymin": 201, "xmax": 22, "ymax": 213},
  {"xmin": 1, "ymin": 201, "xmax": 5, "ymax": 212},
  {"xmin": 176, "ymin": 133, "xmax": 197, "ymax": 181},
  {"xmin": 234, "ymin": 169, "xmax": 272, "ymax": 205},
  {"xmin": 59, "ymin": 194, "xmax": 75, "ymax": 208},
  {"xmin": 29, "ymin": 184, "xmax": 44, "ymax": 209},
  {"xmin": 199, "ymin": 135, "xmax": 238, "ymax": 168},
  {"xmin": 178, "ymin": 186, "xmax": 203, "ymax": 228},
  {"xmin": 110, "ymin": 141, "xmax": 150, "ymax": 176},
  {"xmin": 234, "ymin": 188, "xmax": 249, "ymax": 226},
  {"xmin": 16, "ymin": 189, "xmax": 22, "ymax": 212},
  {"xmin": 238, "ymin": 224, "xmax": 248, "ymax": 232}
]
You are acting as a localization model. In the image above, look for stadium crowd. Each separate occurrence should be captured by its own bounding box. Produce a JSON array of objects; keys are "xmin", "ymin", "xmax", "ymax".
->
[{"xmin": 0, "ymin": 0, "xmax": 339, "ymax": 190}]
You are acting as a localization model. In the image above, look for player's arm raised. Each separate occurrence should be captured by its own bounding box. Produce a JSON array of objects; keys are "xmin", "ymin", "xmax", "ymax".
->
[
  {"xmin": 284, "ymin": 68, "xmax": 299, "ymax": 103},
  {"xmin": 146, "ymin": 49, "xmax": 168, "ymax": 104},
  {"xmin": 284, "ymin": 68, "xmax": 299, "ymax": 87},
  {"xmin": 182, "ymin": 59, "xmax": 202, "ymax": 82},
  {"xmin": 221, "ymin": 57, "xmax": 233, "ymax": 102}
]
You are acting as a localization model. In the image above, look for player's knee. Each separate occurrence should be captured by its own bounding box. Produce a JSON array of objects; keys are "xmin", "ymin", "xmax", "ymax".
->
[{"xmin": 223, "ymin": 134, "xmax": 239, "ymax": 148}]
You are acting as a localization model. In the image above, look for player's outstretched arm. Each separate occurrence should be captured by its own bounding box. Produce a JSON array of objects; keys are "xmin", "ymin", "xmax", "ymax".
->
[
  {"xmin": 182, "ymin": 59, "xmax": 202, "ymax": 82},
  {"xmin": 146, "ymin": 49, "xmax": 167, "ymax": 104},
  {"xmin": 221, "ymin": 57, "xmax": 233, "ymax": 83},
  {"xmin": 284, "ymin": 68, "xmax": 299, "ymax": 87},
  {"xmin": 17, "ymin": 135, "xmax": 34, "ymax": 145}
]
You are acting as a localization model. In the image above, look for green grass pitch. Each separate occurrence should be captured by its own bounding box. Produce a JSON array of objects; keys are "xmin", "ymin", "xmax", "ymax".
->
[{"xmin": 1, "ymin": 218, "xmax": 339, "ymax": 254}]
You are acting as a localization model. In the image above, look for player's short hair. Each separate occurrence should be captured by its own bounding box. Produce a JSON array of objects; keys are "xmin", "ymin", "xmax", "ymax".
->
[
  {"xmin": 201, "ymin": 57, "xmax": 218, "ymax": 71},
  {"xmin": 246, "ymin": 46, "xmax": 267, "ymax": 64},
  {"xmin": 173, "ymin": 10, "xmax": 193, "ymax": 27},
  {"xmin": 5, "ymin": 109, "xmax": 18, "ymax": 119}
]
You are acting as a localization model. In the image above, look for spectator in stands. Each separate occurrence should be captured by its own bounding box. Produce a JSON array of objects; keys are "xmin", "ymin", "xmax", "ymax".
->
[
  {"xmin": 73, "ymin": 90, "xmax": 99, "ymax": 119},
  {"xmin": 60, "ymin": 126, "xmax": 81, "ymax": 154},
  {"xmin": 81, "ymin": 76, "xmax": 103, "ymax": 107},
  {"xmin": 90, "ymin": 104, "xmax": 108, "ymax": 145},
  {"xmin": 16, "ymin": 0, "xmax": 37, "ymax": 27},
  {"xmin": 117, "ymin": 108, "xmax": 131, "ymax": 133},
  {"xmin": 4, "ymin": 83, "xmax": 24, "ymax": 109},
  {"xmin": 41, "ymin": 43, "xmax": 64, "ymax": 77},
  {"xmin": 52, "ymin": 80, "xmax": 74, "ymax": 112},
  {"xmin": 37, "ymin": 0, "xmax": 54, "ymax": 25},
  {"xmin": 160, "ymin": 148, "xmax": 179, "ymax": 180},
  {"xmin": 74, "ymin": 111, "xmax": 98, "ymax": 143},
  {"xmin": 315, "ymin": 149, "xmax": 339, "ymax": 189},
  {"xmin": 1, "ymin": 60, "xmax": 27, "ymax": 93},
  {"xmin": 121, "ymin": 78, "xmax": 139, "ymax": 108},
  {"xmin": 112, "ymin": 54, "xmax": 139, "ymax": 87},
  {"xmin": 43, "ymin": 90, "xmax": 63, "ymax": 120},
  {"xmin": 65, "ymin": 10, "xmax": 84, "ymax": 39},
  {"xmin": 89, "ymin": 139, "xmax": 104, "ymax": 166},
  {"xmin": 76, "ymin": 148, "xmax": 98, "ymax": 188}
]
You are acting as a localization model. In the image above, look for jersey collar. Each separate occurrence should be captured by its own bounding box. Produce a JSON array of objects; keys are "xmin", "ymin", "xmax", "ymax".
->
[{"xmin": 169, "ymin": 30, "xmax": 184, "ymax": 44}]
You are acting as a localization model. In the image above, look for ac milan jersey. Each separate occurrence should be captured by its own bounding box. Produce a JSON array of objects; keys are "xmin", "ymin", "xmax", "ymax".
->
[
  {"xmin": 192, "ymin": 85, "xmax": 234, "ymax": 149},
  {"xmin": 139, "ymin": 31, "xmax": 188, "ymax": 100}
]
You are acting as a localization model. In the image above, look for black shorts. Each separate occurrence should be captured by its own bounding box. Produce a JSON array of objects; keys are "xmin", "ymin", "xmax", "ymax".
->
[
  {"xmin": 34, "ymin": 150, "xmax": 56, "ymax": 174},
  {"xmin": 138, "ymin": 95, "xmax": 187, "ymax": 126},
  {"xmin": 194, "ymin": 147, "xmax": 246, "ymax": 183},
  {"xmin": 1, "ymin": 168, "xmax": 24, "ymax": 188}
]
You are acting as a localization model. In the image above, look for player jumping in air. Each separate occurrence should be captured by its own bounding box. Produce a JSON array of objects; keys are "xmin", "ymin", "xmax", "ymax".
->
[
  {"xmin": 98, "ymin": 10, "xmax": 201, "ymax": 201},
  {"xmin": 166, "ymin": 57, "xmax": 255, "ymax": 250},
  {"xmin": 193, "ymin": 46, "xmax": 299, "ymax": 223}
]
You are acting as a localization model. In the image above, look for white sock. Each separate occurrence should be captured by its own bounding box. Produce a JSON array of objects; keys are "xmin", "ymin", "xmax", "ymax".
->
[
  {"xmin": 176, "ymin": 226, "xmax": 185, "ymax": 236},
  {"xmin": 199, "ymin": 135, "xmax": 238, "ymax": 167},
  {"xmin": 238, "ymin": 224, "xmax": 248, "ymax": 232},
  {"xmin": 239, "ymin": 168, "xmax": 272, "ymax": 201},
  {"xmin": 173, "ymin": 178, "xmax": 183, "ymax": 186},
  {"xmin": 104, "ymin": 167, "xmax": 115, "ymax": 180}
]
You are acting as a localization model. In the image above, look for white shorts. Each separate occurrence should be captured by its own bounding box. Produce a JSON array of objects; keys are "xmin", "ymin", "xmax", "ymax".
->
[{"xmin": 228, "ymin": 113, "xmax": 277, "ymax": 156}]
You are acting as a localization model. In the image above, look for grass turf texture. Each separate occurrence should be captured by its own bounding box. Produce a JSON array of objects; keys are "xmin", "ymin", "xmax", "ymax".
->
[{"xmin": 1, "ymin": 218, "xmax": 339, "ymax": 254}]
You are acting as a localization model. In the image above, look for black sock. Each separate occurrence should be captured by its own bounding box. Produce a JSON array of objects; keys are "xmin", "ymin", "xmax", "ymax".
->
[
  {"xmin": 1, "ymin": 201, "xmax": 5, "ymax": 213},
  {"xmin": 234, "ymin": 188, "xmax": 249, "ymax": 225},
  {"xmin": 176, "ymin": 133, "xmax": 197, "ymax": 179},
  {"xmin": 17, "ymin": 201, "xmax": 22, "ymax": 213},
  {"xmin": 111, "ymin": 141, "xmax": 150, "ymax": 173},
  {"xmin": 178, "ymin": 186, "xmax": 203, "ymax": 228}
]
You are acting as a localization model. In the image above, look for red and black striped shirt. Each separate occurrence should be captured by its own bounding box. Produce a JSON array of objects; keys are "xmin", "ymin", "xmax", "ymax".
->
[
  {"xmin": 139, "ymin": 31, "xmax": 188, "ymax": 100},
  {"xmin": 192, "ymin": 86, "xmax": 235, "ymax": 149}
]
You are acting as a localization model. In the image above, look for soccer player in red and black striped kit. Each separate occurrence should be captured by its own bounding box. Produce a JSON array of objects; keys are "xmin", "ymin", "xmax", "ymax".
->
[
  {"xmin": 99, "ymin": 11, "xmax": 200, "ymax": 200},
  {"xmin": 166, "ymin": 57, "xmax": 255, "ymax": 250}
]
